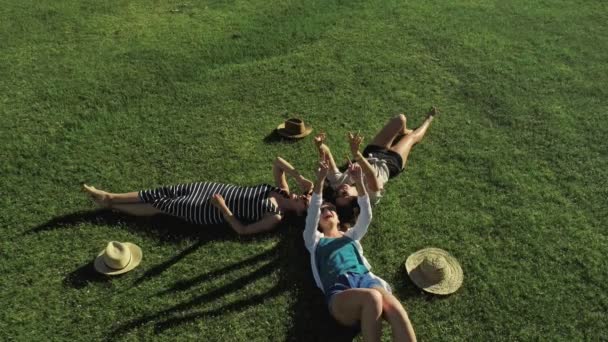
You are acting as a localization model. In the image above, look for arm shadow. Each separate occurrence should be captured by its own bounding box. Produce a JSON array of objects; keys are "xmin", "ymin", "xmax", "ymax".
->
[
  {"xmin": 26, "ymin": 209, "xmax": 234, "ymax": 243},
  {"xmin": 35, "ymin": 209, "xmax": 242, "ymax": 289},
  {"xmin": 105, "ymin": 223, "xmax": 359, "ymax": 341}
]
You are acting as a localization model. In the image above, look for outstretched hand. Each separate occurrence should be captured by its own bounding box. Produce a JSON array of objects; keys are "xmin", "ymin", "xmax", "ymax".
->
[
  {"xmin": 313, "ymin": 132, "xmax": 326, "ymax": 148},
  {"xmin": 314, "ymin": 132, "xmax": 330, "ymax": 161},
  {"xmin": 316, "ymin": 160, "xmax": 330, "ymax": 180},
  {"xmin": 347, "ymin": 163, "xmax": 363, "ymax": 183},
  {"xmin": 347, "ymin": 132, "xmax": 363, "ymax": 156},
  {"xmin": 210, "ymin": 194, "xmax": 226, "ymax": 209}
]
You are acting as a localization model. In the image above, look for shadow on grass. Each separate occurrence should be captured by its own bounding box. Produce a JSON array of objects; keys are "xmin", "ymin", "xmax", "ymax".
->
[
  {"xmin": 27, "ymin": 209, "xmax": 233, "ymax": 243},
  {"xmin": 105, "ymin": 223, "xmax": 359, "ymax": 341},
  {"xmin": 394, "ymin": 265, "xmax": 450, "ymax": 302},
  {"xmin": 32, "ymin": 210, "xmax": 361, "ymax": 340},
  {"xmin": 63, "ymin": 262, "xmax": 110, "ymax": 289},
  {"xmin": 30, "ymin": 209, "xmax": 239, "ymax": 287},
  {"xmin": 263, "ymin": 129, "xmax": 304, "ymax": 144}
]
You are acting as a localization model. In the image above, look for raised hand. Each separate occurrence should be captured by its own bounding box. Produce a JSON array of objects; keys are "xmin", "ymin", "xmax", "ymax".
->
[
  {"xmin": 347, "ymin": 163, "xmax": 363, "ymax": 184},
  {"xmin": 313, "ymin": 132, "xmax": 326, "ymax": 149},
  {"xmin": 316, "ymin": 160, "xmax": 330, "ymax": 180},
  {"xmin": 210, "ymin": 194, "xmax": 226, "ymax": 209},
  {"xmin": 347, "ymin": 132, "xmax": 364, "ymax": 156}
]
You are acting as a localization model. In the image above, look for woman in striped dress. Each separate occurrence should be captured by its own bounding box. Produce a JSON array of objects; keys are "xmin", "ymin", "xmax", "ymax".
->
[{"xmin": 83, "ymin": 157, "xmax": 312, "ymax": 235}]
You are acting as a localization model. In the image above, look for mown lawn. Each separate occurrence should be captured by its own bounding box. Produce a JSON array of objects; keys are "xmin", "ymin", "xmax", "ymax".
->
[{"xmin": 1, "ymin": 0, "xmax": 606, "ymax": 340}]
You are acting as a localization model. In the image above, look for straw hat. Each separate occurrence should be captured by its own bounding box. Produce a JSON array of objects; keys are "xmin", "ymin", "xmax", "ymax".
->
[
  {"xmin": 276, "ymin": 118, "xmax": 313, "ymax": 138},
  {"xmin": 405, "ymin": 248, "xmax": 463, "ymax": 295},
  {"xmin": 94, "ymin": 241, "xmax": 142, "ymax": 275}
]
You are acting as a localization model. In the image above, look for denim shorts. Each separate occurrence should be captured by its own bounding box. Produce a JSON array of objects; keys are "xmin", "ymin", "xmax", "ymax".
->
[{"xmin": 325, "ymin": 272, "xmax": 392, "ymax": 307}]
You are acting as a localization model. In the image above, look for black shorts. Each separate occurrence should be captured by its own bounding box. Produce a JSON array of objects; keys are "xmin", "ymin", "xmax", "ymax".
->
[{"xmin": 362, "ymin": 145, "xmax": 404, "ymax": 178}]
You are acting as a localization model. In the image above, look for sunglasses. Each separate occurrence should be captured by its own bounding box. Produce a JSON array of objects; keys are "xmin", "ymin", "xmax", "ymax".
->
[{"xmin": 320, "ymin": 204, "xmax": 337, "ymax": 213}]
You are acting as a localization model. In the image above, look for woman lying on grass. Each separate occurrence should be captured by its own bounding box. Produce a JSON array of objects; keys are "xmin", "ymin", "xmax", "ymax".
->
[
  {"xmin": 303, "ymin": 161, "xmax": 416, "ymax": 341},
  {"xmin": 314, "ymin": 107, "xmax": 438, "ymax": 207},
  {"xmin": 83, "ymin": 157, "xmax": 312, "ymax": 235}
]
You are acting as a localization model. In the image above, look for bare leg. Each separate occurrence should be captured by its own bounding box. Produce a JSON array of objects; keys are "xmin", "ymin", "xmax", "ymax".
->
[
  {"xmin": 330, "ymin": 289, "xmax": 383, "ymax": 342},
  {"xmin": 110, "ymin": 203, "xmax": 162, "ymax": 216},
  {"xmin": 372, "ymin": 288, "xmax": 417, "ymax": 342},
  {"xmin": 83, "ymin": 184, "xmax": 160, "ymax": 216},
  {"xmin": 369, "ymin": 114, "xmax": 411, "ymax": 149},
  {"xmin": 388, "ymin": 107, "xmax": 437, "ymax": 168},
  {"xmin": 83, "ymin": 184, "xmax": 141, "ymax": 205}
]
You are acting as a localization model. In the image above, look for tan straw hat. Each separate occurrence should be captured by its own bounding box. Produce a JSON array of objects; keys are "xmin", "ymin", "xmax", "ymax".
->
[
  {"xmin": 276, "ymin": 118, "xmax": 313, "ymax": 138},
  {"xmin": 405, "ymin": 248, "xmax": 463, "ymax": 295},
  {"xmin": 94, "ymin": 241, "xmax": 142, "ymax": 275}
]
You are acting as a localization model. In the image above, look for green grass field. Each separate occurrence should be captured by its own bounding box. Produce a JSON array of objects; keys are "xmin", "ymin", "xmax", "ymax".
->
[{"xmin": 1, "ymin": 0, "xmax": 607, "ymax": 340}]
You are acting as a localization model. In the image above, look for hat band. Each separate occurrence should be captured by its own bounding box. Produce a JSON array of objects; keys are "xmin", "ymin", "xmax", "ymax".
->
[{"xmin": 104, "ymin": 253, "xmax": 132, "ymax": 270}]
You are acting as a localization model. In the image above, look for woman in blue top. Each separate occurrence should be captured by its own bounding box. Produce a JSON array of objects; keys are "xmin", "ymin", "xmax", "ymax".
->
[{"xmin": 303, "ymin": 161, "xmax": 417, "ymax": 341}]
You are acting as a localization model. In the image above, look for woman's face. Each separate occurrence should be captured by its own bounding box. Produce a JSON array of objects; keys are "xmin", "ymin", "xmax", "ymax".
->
[
  {"xmin": 290, "ymin": 193, "xmax": 310, "ymax": 216},
  {"xmin": 336, "ymin": 184, "xmax": 358, "ymax": 207},
  {"xmin": 319, "ymin": 203, "xmax": 339, "ymax": 231}
]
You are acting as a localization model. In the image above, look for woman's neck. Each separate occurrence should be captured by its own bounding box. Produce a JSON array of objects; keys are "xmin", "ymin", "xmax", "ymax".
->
[{"xmin": 324, "ymin": 226, "xmax": 342, "ymax": 238}]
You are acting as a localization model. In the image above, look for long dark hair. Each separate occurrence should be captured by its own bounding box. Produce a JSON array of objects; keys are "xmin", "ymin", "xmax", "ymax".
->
[{"xmin": 336, "ymin": 201, "xmax": 360, "ymax": 231}]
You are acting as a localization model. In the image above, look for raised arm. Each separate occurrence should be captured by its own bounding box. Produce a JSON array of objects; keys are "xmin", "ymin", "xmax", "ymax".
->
[
  {"xmin": 344, "ymin": 164, "xmax": 372, "ymax": 241},
  {"xmin": 348, "ymin": 132, "xmax": 381, "ymax": 192},
  {"xmin": 315, "ymin": 133, "xmax": 352, "ymax": 190},
  {"xmin": 273, "ymin": 157, "xmax": 313, "ymax": 194},
  {"xmin": 211, "ymin": 194, "xmax": 282, "ymax": 235},
  {"xmin": 303, "ymin": 161, "xmax": 328, "ymax": 250},
  {"xmin": 313, "ymin": 133, "xmax": 339, "ymax": 173}
]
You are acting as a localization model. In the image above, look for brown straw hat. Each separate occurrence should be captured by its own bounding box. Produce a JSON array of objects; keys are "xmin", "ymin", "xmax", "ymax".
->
[
  {"xmin": 276, "ymin": 118, "xmax": 313, "ymax": 138},
  {"xmin": 405, "ymin": 248, "xmax": 463, "ymax": 295},
  {"xmin": 94, "ymin": 241, "xmax": 142, "ymax": 275}
]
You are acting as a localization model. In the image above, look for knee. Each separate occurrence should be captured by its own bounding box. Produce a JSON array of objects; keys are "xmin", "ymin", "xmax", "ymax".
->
[
  {"xmin": 395, "ymin": 114, "xmax": 407, "ymax": 126},
  {"xmin": 363, "ymin": 290, "xmax": 384, "ymax": 317},
  {"xmin": 381, "ymin": 295, "xmax": 407, "ymax": 317}
]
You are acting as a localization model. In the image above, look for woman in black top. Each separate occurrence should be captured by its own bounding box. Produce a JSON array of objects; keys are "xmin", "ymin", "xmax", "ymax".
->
[{"xmin": 83, "ymin": 157, "xmax": 312, "ymax": 235}]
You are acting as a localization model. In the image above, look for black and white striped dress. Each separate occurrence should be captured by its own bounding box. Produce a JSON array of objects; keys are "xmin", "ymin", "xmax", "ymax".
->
[{"xmin": 138, "ymin": 183, "xmax": 283, "ymax": 225}]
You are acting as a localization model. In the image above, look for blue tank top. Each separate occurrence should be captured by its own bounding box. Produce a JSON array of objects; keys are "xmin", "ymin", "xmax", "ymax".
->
[{"xmin": 315, "ymin": 236, "xmax": 369, "ymax": 292}]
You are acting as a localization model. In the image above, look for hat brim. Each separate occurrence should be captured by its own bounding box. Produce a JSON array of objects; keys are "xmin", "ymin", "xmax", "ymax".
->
[
  {"xmin": 94, "ymin": 242, "xmax": 142, "ymax": 275},
  {"xmin": 405, "ymin": 247, "xmax": 463, "ymax": 295},
  {"xmin": 276, "ymin": 123, "xmax": 313, "ymax": 138}
]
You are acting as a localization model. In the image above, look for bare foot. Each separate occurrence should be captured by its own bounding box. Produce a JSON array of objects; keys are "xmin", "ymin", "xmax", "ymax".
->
[
  {"xmin": 82, "ymin": 184, "xmax": 112, "ymax": 208},
  {"xmin": 398, "ymin": 114, "xmax": 414, "ymax": 135},
  {"xmin": 427, "ymin": 106, "xmax": 439, "ymax": 118}
]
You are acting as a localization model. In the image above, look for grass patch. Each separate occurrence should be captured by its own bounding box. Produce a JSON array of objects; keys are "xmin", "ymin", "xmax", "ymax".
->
[{"xmin": 1, "ymin": 0, "xmax": 606, "ymax": 340}]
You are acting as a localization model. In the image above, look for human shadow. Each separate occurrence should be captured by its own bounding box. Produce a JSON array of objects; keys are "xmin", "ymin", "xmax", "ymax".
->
[
  {"xmin": 30, "ymin": 209, "xmax": 240, "ymax": 289},
  {"xmin": 27, "ymin": 209, "xmax": 232, "ymax": 243},
  {"xmin": 106, "ymin": 247, "xmax": 281, "ymax": 339},
  {"xmin": 107, "ymin": 221, "xmax": 359, "ymax": 341}
]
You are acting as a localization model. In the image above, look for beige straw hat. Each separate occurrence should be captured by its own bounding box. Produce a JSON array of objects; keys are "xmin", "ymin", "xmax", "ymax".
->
[
  {"xmin": 405, "ymin": 248, "xmax": 463, "ymax": 295},
  {"xmin": 94, "ymin": 241, "xmax": 142, "ymax": 275}
]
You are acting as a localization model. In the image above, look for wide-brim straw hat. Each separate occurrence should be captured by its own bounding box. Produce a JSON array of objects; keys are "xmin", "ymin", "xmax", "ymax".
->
[
  {"xmin": 276, "ymin": 118, "xmax": 313, "ymax": 138},
  {"xmin": 405, "ymin": 247, "xmax": 463, "ymax": 295},
  {"xmin": 94, "ymin": 241, "xmax": 142, "ymax": 275}
]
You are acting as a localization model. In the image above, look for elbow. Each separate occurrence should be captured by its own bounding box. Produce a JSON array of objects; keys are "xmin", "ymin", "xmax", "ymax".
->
[{"xmin": 233, "ymin": 225, "xmax": 247, "ymax": 235}]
